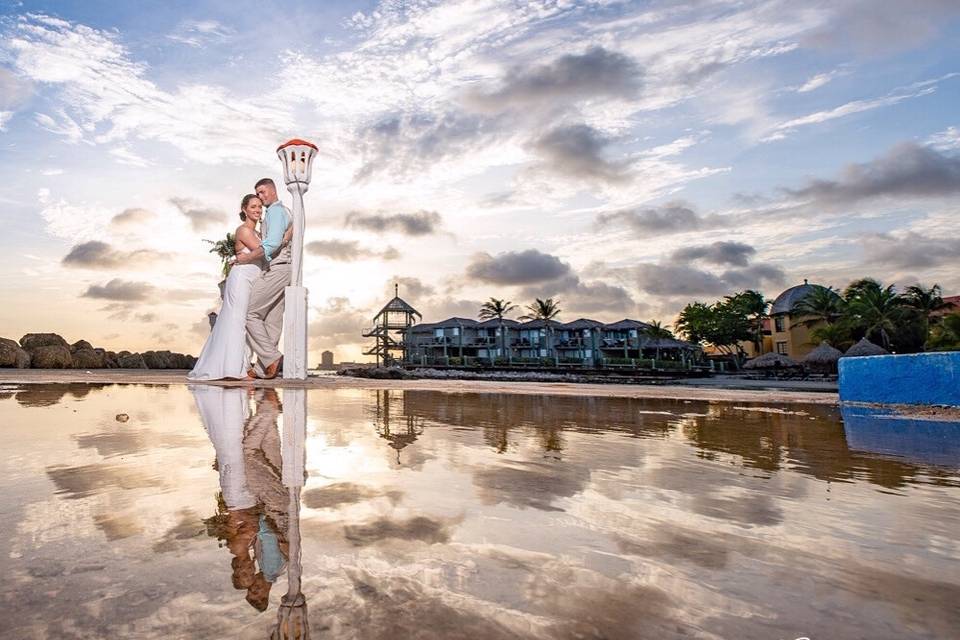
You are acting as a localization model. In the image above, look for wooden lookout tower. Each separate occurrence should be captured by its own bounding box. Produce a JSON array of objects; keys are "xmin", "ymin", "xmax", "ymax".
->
[{"xmin": 363, "ymin": 284, "xmax": 421, "ymax": 366}]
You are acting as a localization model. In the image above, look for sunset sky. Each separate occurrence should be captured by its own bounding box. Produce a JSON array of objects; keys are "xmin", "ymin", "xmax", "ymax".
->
[{"xmin": 1, "ymin": 0, "xmax": 959, "ymax": 363}]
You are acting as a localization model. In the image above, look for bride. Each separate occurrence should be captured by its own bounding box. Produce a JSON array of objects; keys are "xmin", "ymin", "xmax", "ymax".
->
[{"xmin": 189, "ymin": 195, "xmax": 289, "ymax": 381}]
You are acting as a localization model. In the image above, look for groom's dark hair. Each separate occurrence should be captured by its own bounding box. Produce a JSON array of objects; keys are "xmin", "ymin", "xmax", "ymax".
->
[{"xmin": 254, "ymin": 178, "xmax": 275, "ymax": 189}]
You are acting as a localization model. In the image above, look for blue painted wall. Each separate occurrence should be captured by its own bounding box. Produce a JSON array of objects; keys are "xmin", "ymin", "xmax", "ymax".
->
[{"xmin": 839, "ymin": 352, "xmax": 960, "ymax": 407}]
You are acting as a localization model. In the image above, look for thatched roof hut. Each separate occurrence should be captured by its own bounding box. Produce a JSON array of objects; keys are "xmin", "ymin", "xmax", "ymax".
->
[
  {"xmin": 842, "ymin": 337, "xmax": 889, "ymax": 357},
  {"xmin": 744, "ymin": 352, "xmax": 800, "ymax": 369},
  {"xmin": 803, "ymin": 341, "xmax": 842, "ymax": 372}
]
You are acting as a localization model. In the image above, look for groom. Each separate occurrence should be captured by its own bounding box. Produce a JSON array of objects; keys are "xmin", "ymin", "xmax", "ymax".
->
[{"xmin": 235, "ymin": 178, "xmax": 291, "ymax": 379}]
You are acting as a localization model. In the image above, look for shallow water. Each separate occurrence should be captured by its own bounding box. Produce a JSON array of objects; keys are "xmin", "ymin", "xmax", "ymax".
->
[{"xmin": 1, "ymin": 383, "xmax": 958, "ymax": 639}]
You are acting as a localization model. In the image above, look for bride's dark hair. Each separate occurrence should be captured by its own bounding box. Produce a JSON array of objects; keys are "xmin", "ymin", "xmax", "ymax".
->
[{"xmin": 239, "ymin": 194, "xmax": 259, "ymax": 221}]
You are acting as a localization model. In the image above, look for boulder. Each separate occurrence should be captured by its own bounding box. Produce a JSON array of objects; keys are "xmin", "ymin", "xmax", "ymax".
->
[
  {"xmin": 70, "ymin": 340, "xmax": 94, "ymax": 352},
  {"xmin": 142, "ymin": 350, "xmax": 175, "ymax": 369},
  {"xmin": 72, "ymin": 348, "xmax": 106, "ymax": 369},
  {"xmin": 28, "ymin": 345, "xmax": 73, "ymax": 369},
  {"xmin": 0, "ymin": 337, "xmax": 31, "ymax": 368},
  {"xmin": 101, "ymin": 350, "xmax": 119, "ymax": 368},
  {"xmin": 117, "ymin": 353, "xmax": 148, "ymax": 369},
  {"xmin": 20, "ymin": 333, "xmax": 69, "ymax": 350}
]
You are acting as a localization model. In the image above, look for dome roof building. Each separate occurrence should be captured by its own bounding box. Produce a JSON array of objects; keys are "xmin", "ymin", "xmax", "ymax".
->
[{"xmin": 771, "ymin": 280, "xmax": 819, "ymax": 315}]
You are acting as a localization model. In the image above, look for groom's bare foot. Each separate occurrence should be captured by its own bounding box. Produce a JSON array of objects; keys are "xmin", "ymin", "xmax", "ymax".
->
[
  {"xmin": 264, "ymin": 357, "xmax": 282, "ymax": 379},
  {"xmin": 246, "ymin": 369, "xmax": 257, "ymax": 380}
]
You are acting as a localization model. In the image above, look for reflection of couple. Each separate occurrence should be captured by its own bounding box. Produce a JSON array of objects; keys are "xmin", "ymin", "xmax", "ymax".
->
[
  {"xmin": 194, "ymin": 385, "xmax": 289, "ymax": 611},
  {"xmin": 189, "ymin": 178, "xmax": 293, "ymax": 381}
]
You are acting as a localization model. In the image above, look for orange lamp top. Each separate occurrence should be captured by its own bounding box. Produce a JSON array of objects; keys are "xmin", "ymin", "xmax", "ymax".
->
[{"xmin": 277, "ymin": 138, "xmax": 318, "ymax": 151}]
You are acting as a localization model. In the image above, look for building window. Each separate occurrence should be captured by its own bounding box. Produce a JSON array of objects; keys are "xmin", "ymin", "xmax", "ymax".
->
[
  {"xmin": 774, "ymin": 316, "xmax": 785, "ymax": 332},
  {"xmin": 776, "ymin": 341, "xmax": 788, "ymax": 355}
]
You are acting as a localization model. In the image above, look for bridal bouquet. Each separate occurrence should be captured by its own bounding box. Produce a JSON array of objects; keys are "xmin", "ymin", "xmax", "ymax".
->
[{"xmin": 203, "ymin": 232, "xmax": 236, "ymax": 278}]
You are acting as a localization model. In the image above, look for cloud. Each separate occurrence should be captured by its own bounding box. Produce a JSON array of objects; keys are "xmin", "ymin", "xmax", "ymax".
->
[
  {"xmin": 383, "ymin": 276, "xmax": 435, "ymax": 300},
  {"xmin": 4, "ymin": 15, "xmax": 290, "ymax": 164},
  {"xmin": 463, "ymin": 46, "xmax": 642, "ymax": 113},
  {"xmin": 521, "ymin": 274, "xmax": 637, "ymax": 316},
  {"xmin": 466, "ymin": 250, "xmax": 571, "ymax": 285},
  {"xmin": 928, "ymin": 126, "xmax": 960, "ymax": 151},
  {"xmin": 0, "ymin": 66, "xmax": 32, "ymax": 110},
  {"xmin": 634, "ymin": 261, "xmax": 784, "ymax": 297},
  {"xmin": 82, "ymin": 279, "xmax": 154, "ymax": 301},
  {"xmin": 793, "ymin": 69, "xmax": 845, "ymax": 93},
  {"xmin": 61, "ymin": 241, "xmax": 160, "ymax": 269},
  {"xmin": 166, "ymin": 20, "xmax": 234, "ymax": 48},
  {"xmin": 308, "ymin": 297, "xmax": 368, "ymax": 348},
  {"xmin": 169, "ymin": 197, "xmax": 227, "ymax": 231},
  {"xmin": 804, "ymin": 0, "xmax": 960, "ymax": 55},
  {"xmin": 110, "ymin": 208, "xmax": 155, "ymax": 227},
  {"xmin": 344, "ymin": 210, "xmax": 442, "ymax": 236},
  {"xmin": 0, "ymin": 111, "xmax": 11, "ymax": 131},
  {"xmin": 763, "ymin": 75, "xmax": 955, "ymax": 141},
  {"xmin": 596, "ymin": 202, "xmax": 728, "ymax": 236},
  {"xmin": 782, "ymin": 142, "xmax": 960, "ymax": 206},
  {"xmin": 306, "ymin": 240, "xmax": 399, "ymax": 261},
  {"xmin": 529, "ymin": 124, "xmax": 629, "ymax": 183},
  {"xmin": 671, "ymin": 241, "xmax": 756, "ymax": 267},
  {"xmin": 865, "ymin": 231, "xmax": 960, "ymax": 269}
]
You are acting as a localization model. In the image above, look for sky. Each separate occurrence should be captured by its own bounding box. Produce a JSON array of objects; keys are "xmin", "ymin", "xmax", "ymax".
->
[{"xmin": 1, "ymin": 0, "xmax": 959, "ymax": 363}]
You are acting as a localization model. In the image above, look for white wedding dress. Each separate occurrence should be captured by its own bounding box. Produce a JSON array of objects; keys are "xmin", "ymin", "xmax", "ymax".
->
[{"xmin": 188, "ymin": 247, "xmax": 262, "ymax": 380}]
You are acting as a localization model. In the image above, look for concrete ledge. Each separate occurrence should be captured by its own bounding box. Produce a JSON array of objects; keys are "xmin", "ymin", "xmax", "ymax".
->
[{"xmin": 839, "ymin": 351, "xmax": 960, "ymax": 407}]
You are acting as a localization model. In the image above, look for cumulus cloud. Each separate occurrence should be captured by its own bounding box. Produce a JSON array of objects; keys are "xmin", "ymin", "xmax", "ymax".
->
[
  {"xmin": 634, "ymin": 262, "xmax": 784, "ymax": 297},
  {"xmin": 344, "ymin": 210, "xmax": 442, "ymax": 236},
  {"xmin": 529, "ymin": 124, "xmax": 630, "ymax": 183},
  {"xmin": 463, "ymin": 46, "xmax": 642, "ymax": 113},
  {"xmin": 383, "ymin": 276, "xmax": 435, "ymax": 300},
  {"xmin": 306, "ymin": 240, "xmax": 399, "ymax": 261},
  {"xmin": 928, "ymin": 126, "xmax": 960, "ymax": 151},
  {"xmin": 110, "ymin": 208, "xmax": 155, "ymax": 227},
  {"xmin": 466, "ymin": 249, "xmax": 571, "ymax": 285},
  {"xmin": 804, "ymin": 0, "xmax": 960, "ymax": 55},
  {"xmin": 169, "ymin": 197, "xmax": 227, "ymax": 231},
  {"xmin": 62, "ymin": 241, "xmax": 160, "ymax": 269},
  {"xmin": 82, "ymin": 279, "xmax": 153, "ymax": 301},
  {"xmin": 596, "ymin": 202, "xmax": 729, "ymax": 236},
  {"xmin": 308, "ymin": 297, "xmax": 368, "ymax": 349},
  {"xmin": 782, "ymin": 142, "xmax": 960, "ymax": 206},
  {"xmin": 521, "ymin": 274, "xmax": 637, "ymax": 316},
  {"xmin": 865, "ymin": 231, "xmax": 960, "ymax": 269},
  {"xmin": 671, "ymin": 241, "xmax": 756, "ymax": 267}
]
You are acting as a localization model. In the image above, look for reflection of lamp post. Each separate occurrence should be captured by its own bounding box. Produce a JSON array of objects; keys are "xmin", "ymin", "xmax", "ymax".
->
[
  {"xmin": 277, "ymin": 139, "xmax": 318, "ymax": 380},
  {"xmin": 274, "ymin": 388, "xmax": 309, "ymax": 639}
]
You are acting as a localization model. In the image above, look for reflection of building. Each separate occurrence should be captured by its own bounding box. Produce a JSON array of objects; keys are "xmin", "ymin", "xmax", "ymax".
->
[{"xmin": 370, "ymin": 390, "xmax": 424, "ymax": 464}]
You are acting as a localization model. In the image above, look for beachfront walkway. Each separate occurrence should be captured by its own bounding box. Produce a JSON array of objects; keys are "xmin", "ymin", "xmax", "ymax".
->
[{"xmin": 0, "ymin": 369, "xmax": 838, "ymax": 405}]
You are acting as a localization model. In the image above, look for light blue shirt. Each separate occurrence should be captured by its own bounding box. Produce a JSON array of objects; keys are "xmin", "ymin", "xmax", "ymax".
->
[{"xmin": 261, "ymin": 201, "xmax": 289, "ymax": 263}]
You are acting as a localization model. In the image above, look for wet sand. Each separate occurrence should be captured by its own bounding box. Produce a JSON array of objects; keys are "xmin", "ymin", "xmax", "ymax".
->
[{"xmin": 0, "ymin": 368, "xmax": 838, "ymax": 404}]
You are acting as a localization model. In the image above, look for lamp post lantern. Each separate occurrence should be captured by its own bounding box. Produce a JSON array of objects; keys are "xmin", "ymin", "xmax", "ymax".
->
[{"xmin": 277, "ymin": 138, "xmax": 318, "ymax": 380}]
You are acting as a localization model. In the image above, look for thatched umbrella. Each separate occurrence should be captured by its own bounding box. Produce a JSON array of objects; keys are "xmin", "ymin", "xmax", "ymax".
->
[
  {"xmin": 744, "ymin": 352, "xmax": 799, "ymax": 369},
  {"xmin": 802, "ymin": 341, "xmax": 843, "ymax": 372},
  {"xmin": 842, "ymin": 337, "xmax": 889, "ymax": 357}
]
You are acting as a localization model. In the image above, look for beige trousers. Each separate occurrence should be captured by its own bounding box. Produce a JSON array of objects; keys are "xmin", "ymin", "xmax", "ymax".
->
[{"xmin": 246, "ymin": 262, "xmax": 290, "ymax": 376}]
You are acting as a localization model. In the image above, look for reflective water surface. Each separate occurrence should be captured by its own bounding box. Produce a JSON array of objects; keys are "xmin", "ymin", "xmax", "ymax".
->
[{"xmin": 1, "ymin": 383, "xmax": 959, "ymax": 639}]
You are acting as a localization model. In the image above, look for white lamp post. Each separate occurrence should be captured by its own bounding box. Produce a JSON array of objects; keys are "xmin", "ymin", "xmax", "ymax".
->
[{"xmin": 277, "ymin": 139, "xmax": 317, "ymax": 380}]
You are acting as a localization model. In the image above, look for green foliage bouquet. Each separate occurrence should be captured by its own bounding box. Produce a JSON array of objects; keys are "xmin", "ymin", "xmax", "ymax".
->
[{"xmin": 203, "ymin": 232, "xmax": 236, "ymax": 278}]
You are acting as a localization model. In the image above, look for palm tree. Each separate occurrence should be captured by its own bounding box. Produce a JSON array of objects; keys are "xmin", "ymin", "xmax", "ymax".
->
[
  {"xmin": 478, "ymin": 298, "xmax": 517, "ymax": 362},
  {"xmin": 520, "ymin": 298, "xmax": 561, "ymax": 364},
  {"xmin": 644, "ymin": 320, "xmax": 674, "ymax": 361},
  {"xmin": 810, "ymin": 322, "xmax": 853, "ymax": 350},
  {"xmin": 904, "ymin": 284, "xmax": 946, "ymax": 339},
  {"xmin": 520, "ymin": 298, "xmax": 562, "ymax": 321},
  {"xmin": 726, "ymin": 290, "xmax": 769, "ymax": 354},
  {"xmin": 844, "ymin": 280, "xmax": 906, "ymax": 349},
  {"xmin": 791, "ymin": 284, "xmax": 844, "ymax": 327}
]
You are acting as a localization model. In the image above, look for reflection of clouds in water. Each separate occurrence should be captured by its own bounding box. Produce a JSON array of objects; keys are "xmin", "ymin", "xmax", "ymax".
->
[
  {"xmin": 46, "ymin": 462, "xmax": 164, "ymax": 500},
  {"xmin": 74, "ymin": 429, "xmax": 204, "ymax": 458},
  {"xmin": 302, "ymin": 482, "xmax": 402, "ymax": 510},
  {"xmin": 472, "ymin": 461, "xmax": 590, "ymax": 511},
  {"xmin": 344, "ymin": 515, "xmax": 458, "ymax": 547}
]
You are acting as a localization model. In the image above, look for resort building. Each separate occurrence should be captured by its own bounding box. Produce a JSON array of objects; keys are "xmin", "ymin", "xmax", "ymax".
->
[
  {"xmin": 400, "ymin": 315, "xmax": 699, "ymax": 368},
  {"xmin": 736, "ymin": 280, "xmax": 837, "ymax": 359}
]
